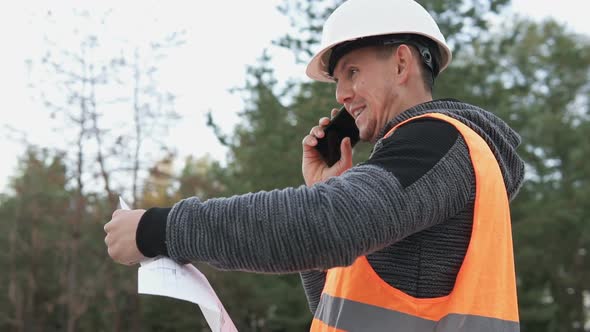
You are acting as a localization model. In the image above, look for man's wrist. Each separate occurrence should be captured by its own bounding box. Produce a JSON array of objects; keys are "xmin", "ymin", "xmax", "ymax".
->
[{"xmin": 136, "ymin": 207, "xmax": 171, "ymax": 257}]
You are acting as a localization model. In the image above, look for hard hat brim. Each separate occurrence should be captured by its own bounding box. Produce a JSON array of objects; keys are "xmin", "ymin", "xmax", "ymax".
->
[{"xmin": 305, "ymin": 32, "xmax": 452, "ymax": 83}]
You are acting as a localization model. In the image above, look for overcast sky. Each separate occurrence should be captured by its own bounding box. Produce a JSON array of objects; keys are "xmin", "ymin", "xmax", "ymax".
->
[{"xmin": 0, "ymin": 0, "xmax": 588, "ymax": 192}]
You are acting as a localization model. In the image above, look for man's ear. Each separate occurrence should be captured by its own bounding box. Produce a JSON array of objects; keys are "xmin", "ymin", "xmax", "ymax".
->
[{"xmin": 394, "ymin": 44, "xmax": 413, "ymax": 84}]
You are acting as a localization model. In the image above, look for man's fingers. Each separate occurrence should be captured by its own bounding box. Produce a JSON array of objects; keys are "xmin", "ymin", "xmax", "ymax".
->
[
  {"xmin": 104, "ymin": 221, "xmax": 112, "ymax": 233},
  {"xmin": 103, "ymin": 208, "xmax": 146, "ymax": 266},
  {"xmin": 318, "ymin": 117, "xmax": 331, "ymax": 126},
  {"xmin": 107, "ymin": 244, "xmax": 126, "ymax": 264},
  {"xmin": 306, "ymin": 109, "xmax": 341, "ymax": 146},
  {"xmin": 107, "ymin": 245, "xmax": 116, "ymax": 259},
  {"xmin": 126, "ymin": 260, "xmax": 140, "ymax": 266},
  {"xmin": 302, "ymin": 134, "xmax": 318, "ymax": 147},
  {"xmin": 308, "ymin": 125, "xmax": 325, "ymax": 139},
  {"xmin": 331, "ymin": 108, "xmax": 339, "ymax": 118},
  {"xmin": 112, "ymin": 209, "xmax": 123, "ymax": 219},
  {"xmin": 312, "ymin": 127, "xmax": 325, "ymax": 138}
]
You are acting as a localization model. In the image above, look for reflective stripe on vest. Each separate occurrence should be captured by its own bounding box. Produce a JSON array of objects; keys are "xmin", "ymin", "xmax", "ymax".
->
[
  {"xmin": 312, "ymin": 294, "xmax": 519, "ymax": 331},
  {"xmin": 310, "ymin": 113, "xmax": 519, "ymax": 331}
]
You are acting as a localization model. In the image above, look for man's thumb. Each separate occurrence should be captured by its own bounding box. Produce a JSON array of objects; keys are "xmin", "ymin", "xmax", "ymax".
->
[{"xmin": 339, "ymin": 137, "xmax": 353, "ymax": 169}]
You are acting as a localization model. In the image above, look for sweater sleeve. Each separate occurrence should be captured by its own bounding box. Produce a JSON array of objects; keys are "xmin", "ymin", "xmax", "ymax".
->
[
  {"xmin": 162, "ymin": 119, "xmax": 472, "ymax": 273},
  {"xmin": 297, "ymin": 119, "xmax": 466, "ymax": 312}
]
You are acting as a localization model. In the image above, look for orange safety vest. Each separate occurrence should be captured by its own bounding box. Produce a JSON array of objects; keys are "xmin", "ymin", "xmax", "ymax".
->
[{"xmin": 310, "ymin": 113, "xmax": 519, "ymax": 331}]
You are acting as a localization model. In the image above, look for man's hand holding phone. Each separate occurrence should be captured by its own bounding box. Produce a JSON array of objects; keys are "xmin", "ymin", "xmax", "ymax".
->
[{"xmin": 302, "ymin": 107, "xmax": 359, "ymax": 187}]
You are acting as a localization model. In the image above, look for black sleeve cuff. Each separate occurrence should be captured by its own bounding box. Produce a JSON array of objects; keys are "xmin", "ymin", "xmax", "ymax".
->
[{"xmin": 136, "ymin": 207, "xmax": 171, "ymax": 258}]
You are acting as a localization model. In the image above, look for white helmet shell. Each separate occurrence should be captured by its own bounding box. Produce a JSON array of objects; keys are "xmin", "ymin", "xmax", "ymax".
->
[{"xmin": 306, "ymin": 0, "xmax": 452, "ymax": 82}]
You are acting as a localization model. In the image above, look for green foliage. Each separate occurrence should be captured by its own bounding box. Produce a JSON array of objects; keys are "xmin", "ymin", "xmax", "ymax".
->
[
  {"xmin": 177, "ymin": 155, "xmax": 225, "ymax": 200},
  {"xmin": 221, "ymin": 53, "xmax": 302, "ymax": 192},
  {"xmin": 506, "ymin": 22, "xmax": 590, "ymax": 331},
  {"xmin": 0, "ymin": 149, "xmax": 143, "ymax": 331},
  {"xmin": 200, "ymin": 265, "xmax": 311, "ymax": 331},
  {"xmin": 0, "ymin": 148, "xmax": 70, "ymax": 331}
]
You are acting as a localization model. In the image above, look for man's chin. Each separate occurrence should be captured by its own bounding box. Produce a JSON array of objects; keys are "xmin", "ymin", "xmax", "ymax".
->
[
  {"xmin": 361, "ymin": 137, "xmax": 370, "ymax": 143},
  {"xmin": 357, "ymin": 128, "xmax": 367, "ymax": 141},
  {"xmin": 359, "ymin": 131, "xmax": 374, "ymax": 144}
]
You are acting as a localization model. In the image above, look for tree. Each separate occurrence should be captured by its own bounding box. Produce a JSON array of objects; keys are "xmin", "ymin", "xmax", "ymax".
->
[
  {"xmin": 20, "ymin": 8, "xmax": 185, "ymax": 331},
  {"xmin": 493, "ymin": 21, "xmax": 590, "ymax": 331},
  {"xmin": 0, "ymin": 148, "xmax": 70, "ymax": 332}
]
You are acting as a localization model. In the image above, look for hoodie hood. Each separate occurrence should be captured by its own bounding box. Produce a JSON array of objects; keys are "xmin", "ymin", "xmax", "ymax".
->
[{"xmin": 378, "ymin": 99, "xmax": 525, "ymax": 200}]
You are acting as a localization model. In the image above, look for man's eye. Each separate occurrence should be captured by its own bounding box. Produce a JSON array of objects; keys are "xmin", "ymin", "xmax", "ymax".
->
[{"xmin": 349, "ymin": 68, "xmax": 358, "ymax": 77}]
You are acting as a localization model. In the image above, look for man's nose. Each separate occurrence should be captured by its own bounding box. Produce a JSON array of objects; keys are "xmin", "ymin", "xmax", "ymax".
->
[{"xmin": 335, "ymin": 80, "xmax": 353, "ymax": 106}]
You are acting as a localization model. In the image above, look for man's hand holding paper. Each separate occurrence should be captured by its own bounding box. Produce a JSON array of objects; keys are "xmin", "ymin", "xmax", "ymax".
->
[
  {"xmin": 104, "ymin": 206, "xmax": 146, "ymax": 265},
  {"xmin": 104, "ymin": 197, "xmax": 237, "ymax": 332}
]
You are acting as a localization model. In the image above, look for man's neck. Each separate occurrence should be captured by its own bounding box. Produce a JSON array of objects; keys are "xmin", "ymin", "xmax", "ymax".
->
[
  {"xmin": 375, "ymin": 94, "xmax": 436, "ymax": 142},
  {"xmin": 375, "ymin": 85, "xmax": 433, "ymax": 143},
  {"xmin": 401, "ymin": 93, "xmax": 433, "ymax": 114}
]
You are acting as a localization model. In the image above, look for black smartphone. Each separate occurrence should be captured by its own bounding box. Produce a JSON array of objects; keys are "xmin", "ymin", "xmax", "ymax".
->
[{"xmin": 315, "ymin": 107, "xmax": 360, "ymax": 167}]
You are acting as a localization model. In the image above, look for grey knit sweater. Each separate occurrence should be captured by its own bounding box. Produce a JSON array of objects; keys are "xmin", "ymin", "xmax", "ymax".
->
[{"xmin": 139, "ymin": 99, "xmax": 524, "ymax": 314}]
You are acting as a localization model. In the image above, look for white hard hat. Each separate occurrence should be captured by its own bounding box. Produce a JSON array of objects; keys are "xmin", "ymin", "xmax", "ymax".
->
[{"xmin": 306, "ymin": 0, "xmax": 452, "ymax": 83}]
